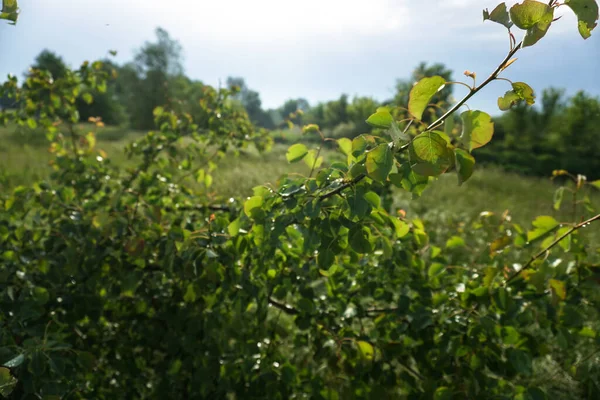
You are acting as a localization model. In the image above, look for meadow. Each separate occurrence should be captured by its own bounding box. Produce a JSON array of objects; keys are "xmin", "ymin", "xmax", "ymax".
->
[{"xmin": 2, "ymin": 122, "xmax": 598, "ymax": 245}]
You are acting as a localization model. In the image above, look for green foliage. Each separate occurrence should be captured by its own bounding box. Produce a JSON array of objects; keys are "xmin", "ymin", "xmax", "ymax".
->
[
  {"xmin": 1, "ymin": 1, "xmax": 600, "ymax": 399},
  {"xmin": 0, "ymin": 0, "xmax": 18, "ymax": 24}
]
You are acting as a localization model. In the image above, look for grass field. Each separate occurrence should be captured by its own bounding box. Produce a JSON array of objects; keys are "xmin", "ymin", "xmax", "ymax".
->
[{"xmin": 2, "ymin": 123, "xmax": 599, "ymax": 243}]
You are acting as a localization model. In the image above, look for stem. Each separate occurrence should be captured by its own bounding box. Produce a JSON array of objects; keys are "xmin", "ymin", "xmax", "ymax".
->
[
  {"xmin": 268, "ymin": 297, "xmax": 299, "ymax": 315},
  {"xmin": 426, "ymin": 41, "xmax": 523, "ymax": 132},
  {"xmin": 309, "ymin": 145, "xmax": 322, "ymax": 178},
  {"xmin": 506, "ymin": 213, "xmax": 600, "ymax": 284}
]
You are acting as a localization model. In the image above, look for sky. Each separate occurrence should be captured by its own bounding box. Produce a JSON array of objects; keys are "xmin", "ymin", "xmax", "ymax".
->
[{"xmin": 0, "ymin": 0, "xmax": 599, "ymax": 114}]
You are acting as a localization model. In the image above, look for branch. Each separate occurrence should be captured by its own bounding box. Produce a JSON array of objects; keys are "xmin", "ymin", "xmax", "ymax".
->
[
  {"xmin": 319, "ymin": 174, "xmax": 366, "ymax": 201},
  {"xmin": 426, "ymin": 40, "xmax": 523, "ymax": 132},
  {"xmin": 506, "ymin": 213, "xmax": 600, "ymax": 284},
  {"xmin": 268, "ymin": 297, "xmax": 299, "ymax": 315}
]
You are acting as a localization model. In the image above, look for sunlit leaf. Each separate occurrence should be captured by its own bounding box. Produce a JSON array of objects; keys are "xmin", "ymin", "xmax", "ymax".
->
[
  {"xmin": 527, "ymin": 215, "xmax": 559, "ymax": 242},
  {"xmin": 410, "ymin": 131, "xmax": 453, "ymax": 177},
  {"xmin": 357, "ymin": 340, "xmax": 374, "ymax": 360},
  {"xmin": 366, "ymin": 107, "xmax": 393, "ymax": 129},
  {"xmin": 510, "ymin": 1, "xmax": 554, "ymax": 47},
  {"xmin": 337, "ymin": 138, "xmax": 352, "ymax": 156},
  {"xmin": 408, "ymin": 76, "xmax": 446, "ymax": 120},
  {"xmin": 454, "ymin": 148, "xmax": 475, "ymax": 185},
  {"xmin": 244, "ymin": 196, "xmax": 264, "ymax": 218},
  {"xmin": 549, "ymin": 279, "xmax": 567, "ymax": 300},
  {"xmin": 460, "ymin": 110, "xmax": 494, "ymax": 151},
  {"xmin": 366, "ymin": 144, "xmax": 393, "ymax": 183},
  {"xmin": 565, "ymin": 0, "xmax": 599, "ymax": 39},
  {"xmin": 286, "ymin": 143, "xmax": 308, "ymax": 163},
  {"xmin": 483, "ymin": 3, "xmax": 514, "ymax": 29},
  {"xmin": 0, "ymin": 367, "xmax": 17, "ymax": 397}
]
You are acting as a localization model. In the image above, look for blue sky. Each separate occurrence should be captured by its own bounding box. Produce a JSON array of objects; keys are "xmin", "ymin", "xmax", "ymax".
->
[{"xmin": 1, "ymin": 0, "xmax": 598, "ymax": 114}]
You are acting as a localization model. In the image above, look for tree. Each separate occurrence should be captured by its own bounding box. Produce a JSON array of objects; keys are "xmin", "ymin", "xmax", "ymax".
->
[
  {"xmin": 123, "ymin": 27, "xmax": 184, "ymax": 130},
  {"xmin": 29, "ymin": 50, "xmax": 68, "ymax": 81},
  {"xmin": 226, "ymin": 77, "xmax": 274, "ymax": 128},
  {"xmin": 76, "ymin": 59, "xmax": 128, "ymax": 126}
]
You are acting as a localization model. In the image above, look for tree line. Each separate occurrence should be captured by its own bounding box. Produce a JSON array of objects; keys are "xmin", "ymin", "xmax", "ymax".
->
[{"xmin": 2, "ymin": 26, "xmax": 598, "ymax": 179}]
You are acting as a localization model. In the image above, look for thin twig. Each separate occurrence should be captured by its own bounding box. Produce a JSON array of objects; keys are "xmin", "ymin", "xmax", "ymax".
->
[
  {"xmin": 268, "ymin": 297, "xmax": 299, "ymax": 315},
  {"xmin": 426, "ymin": 41, "xmax": 524, "ymax": 132},
  {"xmin": 506, "ymin": 213, "xmax": 600, "ymax": 284}
]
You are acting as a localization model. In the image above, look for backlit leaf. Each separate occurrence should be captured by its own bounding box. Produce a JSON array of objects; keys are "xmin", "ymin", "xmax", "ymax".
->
[
  {"xmin": 366, "ymin": 144, "xmax": 393, "ymax": 183},
  {"xmin": 357, "ymin": 341, "xmax": 374, "ymax": 360},
  {"xmin": 408, "ymin": 76, "xmax": 446, "ymax": 120},
  {"xmin": 549, "ymin": 279, "xmax": 566, "ymax": 300},
  {"xmin": 565, "ymin": 0, "xmax": 599, "ymax": 39},
  {"xmin": 410, "ymin": 131, "xmax": 453, "ymax": 177},
  {"xmin": 286, "ymin": 143, "xmax": 308, "ymax": 163},
  {"xmin": 454, "ymin": 148, "xmax": 475, "ymax": 185},
  {"xmin": 366, "ymin": 107, "xmax": 393, "ymax": 129},
  {"xmin": 460, "ymin": 110, "xmax": 494, "ymax": 151},
  {"xmin": 483, "ymin": 3, "xmax": 514, "ymax": 29}
]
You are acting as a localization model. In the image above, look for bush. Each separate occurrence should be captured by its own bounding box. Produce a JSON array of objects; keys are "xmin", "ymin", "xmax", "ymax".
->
[{"xmin": 1, "ymin": 1, "xmax": 600, "ymax": 399}]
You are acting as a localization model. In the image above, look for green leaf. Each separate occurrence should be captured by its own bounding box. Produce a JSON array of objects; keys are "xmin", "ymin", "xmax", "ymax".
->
[
  {"xmin": 510, "ymin": 1, "xmax": 554, "ymax": 47},
  {"xmin": 434, "ymin": 387, "xmax": 453, "ymax": 400},
  {"xmin": 527, "ymin": 216, "xmax": 559, "ymax": 242},
  {"xmin": 184, "ymin": 283, "xmax": 197, "ymax": 303},
  {"xmin": 3, "ymin": 354, "xmax": 24, "ymax": 368},
  {"xmin": 549, "ymin": 279, "xmax": 566, "ymax": 300},
  {"xmin": 454, "ymin": 148, "xmax": 475, "ymax": 185},
  {"xmin": 389, "ymin": 120, "xmax": 409, "ymax": 145},
  {"xmin": 508, "ymin": 348, "xmax": 533, "ymax": 375},
  {"xmin": 498, "ymin": 90, "xmax": 522, "ymax": 111},
  {"xmin": 244, "ymin": 196, "xmax": 264, "ymax": 218},
  {"xmin": 512, "ymin": 82, "xmax": 536, "ymax": 105},
  {"xmin": 352, "ymin": 134, "xmax": 375, "ymax": 157},
  {"xmin": 392, "ymin": 218, "xmax": 410, "ymax": 238},
  {"xmin": 553, "ymin": 187, "xmax": 565, "ymax": 210},
  {"xmin": 0, "ymin": 0, "xmax": 19, "ymax": 23},
  {"xmin": 366, "ymin": 107, "xmax": 393, "ymax": 129},
  {"xmin": 460, "ymin": 110, "xmax": 494, "ymax": 152},
  {"xmin": 304, "ymin": 149, "xmax": 323, "ymax": 169},
  {"xmin": 364, "ymin": 191, "xmax": 381, "ymax": 208},
  {"xmin": 590, "ymin": 180, "xmax": 600, "ymax": 189},
  {"xmin": 484, "ymin": 3, "xmax": 514, "ymax": 29},
  {"xmin": 391, "ymin": 163, "xmax": 430, "ymax": 198},
  {"xmin": 510, "ymin": 0, "xmax": 551, "ymax": 29},
  {"xmin": 357, "ymin": 341, "xmax": 374, "ymax": 360},
  {"xmin": 408, "ymin": 76, "xmax": 447, "ymax": 120},
  {"xmin": 32, "ymin": 286, "xmax": 49, "ymax": 305},
  {"xmin": 565, "ymin": 0, "xmax": 599, "ymax": 39},
  {"xmin": 337, "ymin": 138, "xmax": 352, "ymax": 156},
  {"xmin": 286, "ymin": 143, "xmax": 309, "ymax": 163},
  {"xmin": 410, "ymin": 131, "xmax": 453, "ymax": 176},
  {"xmin": 446, "ymin": 236, "xmax": 465, "ymax": 248},
  {"xmin": 0, "ymin": 367, "xmax": 17, "ymax": 398},
  {"xmin": 227, "ymin": 218, "xmax": 241, "ymax": 237},
  {"xmin": 349, "ymin": 226, "xmax": 373, "ymax": 254},
  {"xmin": 366, "ymin": 144, "xmax": 393, "ymax": 183},
  {"xmin": 82, "ymin": 92, "xmax": 93, "ymax": 105}
]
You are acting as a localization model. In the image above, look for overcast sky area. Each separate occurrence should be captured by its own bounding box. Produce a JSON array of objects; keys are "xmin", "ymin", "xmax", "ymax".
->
[{"xmin": 1, "ymin": 0, "xmax": 598, "ymax": 114}]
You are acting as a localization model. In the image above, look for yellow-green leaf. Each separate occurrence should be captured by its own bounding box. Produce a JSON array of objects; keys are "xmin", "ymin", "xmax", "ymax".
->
[
  {"xmin": 366, "ymin": 144, "xmax": 393, "ymax": 183},
  {"xmin": 454, "ymin": 148, "xmax": 475, "ymax": 185},
  {"xmin": 357, "ymin": 341, "xmax": 374, "ymax": 360},
  {"xmin": 565, "ymin": 0, "xmax": 599, "ymax": 39},
  {"xmin": 460, "ymin": 110, "xmax": 494, "ymax": 151},
  {"xmin": 410, "ymin": 131, "xmax": 453, "ymax": 177},
  {"xmin": 286, "ymin": 143, "xmax": 308, "ymax": 163},
  {"xmin": 408, "ymin": 76, "xmax": 446, "ymax": 121},
  {"xmin": 366, "ymin": 107, "xmax": 393, "ymax": 129},
  {"xmin": 549, "ymin": 279, "xmax": 566, "ymax": 300}
]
